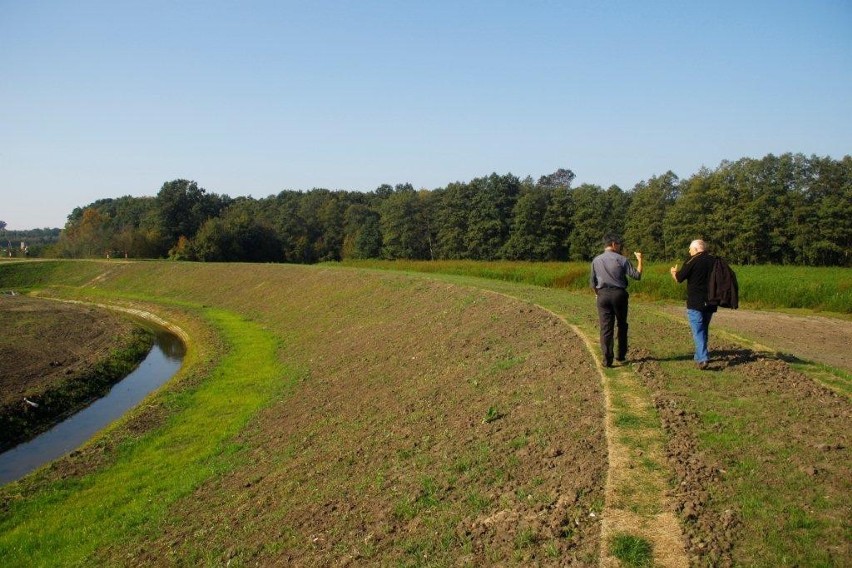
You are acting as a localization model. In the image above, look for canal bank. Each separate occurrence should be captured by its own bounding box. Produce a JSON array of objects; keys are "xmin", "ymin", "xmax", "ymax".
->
[{"xmin": 0, "ymin": 323, "xmax": 185, "ymax": 485}]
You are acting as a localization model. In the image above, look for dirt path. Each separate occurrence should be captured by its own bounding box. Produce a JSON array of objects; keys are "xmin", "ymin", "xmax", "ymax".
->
[
  {"xmin": 568, "ymin": 324, "xmax": 689, "ymax": 568},
  {"xmin": 659, "ymin": 305, "xmax": 852, "ymax": 373}
]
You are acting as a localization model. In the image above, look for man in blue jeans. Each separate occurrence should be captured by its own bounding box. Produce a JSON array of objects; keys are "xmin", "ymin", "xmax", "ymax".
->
[
  {"xmin": 590, "ymin": 235, "xmax": 643, "ymax": 367},
  {"xmin": 670, "ymin": 239, "xmax": 717, "ymax": 369}
]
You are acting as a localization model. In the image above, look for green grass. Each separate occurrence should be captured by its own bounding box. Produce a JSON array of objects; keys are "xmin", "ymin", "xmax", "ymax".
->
[
  {"xmin": 339, "ymin": 259, "xmax": 852, "ymax": 313},
  {"xmin": 482, "ymin": 405, "xmax": 502, "ymax": 423},
  {"xmin": 610, "ymin": 533, "xmax": 654, "ymax": 567},
  {"xmin": 1, "ymin": 259, "xmax": 848, "ymax": 566},
  {"xmin": 337, "ymin": 262, "xmax": 850, "ymax": 566},
  {"xmin": 0, "ymin": 308, "xmax": 295, "ymax": 566},
  {"xmin": 0, "ymin": 259, "xmax": 108, "ymax": 291}
]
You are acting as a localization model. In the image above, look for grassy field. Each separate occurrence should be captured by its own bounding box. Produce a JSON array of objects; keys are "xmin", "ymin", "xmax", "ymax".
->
[
  {"xmin": 340, "ymin": 259, "xmax": 852, "ymax": 314},
  {"xmin": 0, "ymin": 259, "xmax": 849, "ymax": 566}
]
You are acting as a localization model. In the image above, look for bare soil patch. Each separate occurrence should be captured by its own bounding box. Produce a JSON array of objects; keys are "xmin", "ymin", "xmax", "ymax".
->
[
  {"xmin": 0, "ymin": 295, "xmax": 149, "ymax": 450},
  {"xmin": 112, "ymin": 271, "xmax": 608, "ymax": 566},
  {"xmin": 661, "ymin": 305, "xmax": 852, "ymax": 373}
]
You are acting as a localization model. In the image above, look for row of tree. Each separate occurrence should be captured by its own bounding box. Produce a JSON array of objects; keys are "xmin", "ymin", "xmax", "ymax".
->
[
  {"xmin": 53, "ymin": 152, "xmax": 851, "ymax": 266},
  {"xmin": 0, "ymin": 223, "xmax": 62, "ymax": 258}
]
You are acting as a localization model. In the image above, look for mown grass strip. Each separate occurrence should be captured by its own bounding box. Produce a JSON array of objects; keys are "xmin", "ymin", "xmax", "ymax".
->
[
  {"xmin": 567, "ymin": 324, "xmax": 688, "ymax": 568},
  {"xmin": 0, "ymin": 308, "xmax": 294, "ymax": 566}
]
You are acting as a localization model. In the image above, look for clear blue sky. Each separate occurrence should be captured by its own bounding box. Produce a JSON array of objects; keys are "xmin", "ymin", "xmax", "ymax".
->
[{"xmin": 2, "ymin": 1, "xmax": 850, "ymax": 229}]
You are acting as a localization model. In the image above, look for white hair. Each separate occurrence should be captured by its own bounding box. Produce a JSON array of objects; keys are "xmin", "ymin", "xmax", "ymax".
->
[{"xmin": 690, "ymin": 239, "xmax": 707, "ymax": 252}]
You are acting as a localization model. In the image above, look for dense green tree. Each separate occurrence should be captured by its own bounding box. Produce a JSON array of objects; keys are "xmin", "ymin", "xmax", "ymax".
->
[
  {"xmin": 156, "ymin": 180, "xmax": 231, "ymax": 255},
  {"xmin": 68, "ymin": 196, "xmax": 157, "ymax": 232},
  {"xmin": 184, "ymin": 218, "xmax": 227, "ymax": 261},
  {"xmin": 603, "ymin": 185, "xmax": 630, "ymax": 240},
  {"xmin": 433, "ymin": 182, "xmax": 474, "ymax": 260},
  {"xmin": 316, "ymin": 192, "xmax": 346, "ymax": 262},
  {"xmin": 58, "ymin": 208, "xmax": 111, "ymax": 258},
  {"xmin": 537, "ymin": 168, "xmax": 576, "ymax": 189},
  {"xmin": 380, "ymin": 185, "xmax": 431, "ymax": 260},
  {"xmin": 539, "ymin": 186, "xmax": 573, "ymax": 260},
  {"xmin": 264, "ymin": 191, "xmax": 311, "ymax": 263},
  {"xmin": 692, "ymin": 155, "xmax": 805, "ymax": 264},
  {"xmin": 374, "ymin": 183, "xmax": 395, "ymax": 200},
  {"xmin": 465, "ymin": 173, "xmax": 520, "ymax": 260},
  {"xmin": 663, "ymin": 168, "xmax": 715, "ymax": 260},
  {"xmin": 292, "ymin": 189, "xmax": 333, "ymax": 263},
  {"xmin": 113, "ymin": 225, "xmax": 162, "ymax": 258},
  {"xmin": 803, "ymin": 155, "xmax": 852, "ymax": 265},
  {"xmin": 50, "ymin": 155, "xmax": 851, "ymax": 266},
  {"xmin": 624, "ymin": 172, "xmax": 678, "ymax": 259},
  {"xmin": 724, "ymin": 158, "xmax": 768, "ymax": 264},
  {"xmin": 64, "ymin": 196, "xmax": 161, "ymax": 258},
  {"xmin": 502, "ymin": 183, "xmax": 550, "ymax": 260},
  {"xmin": 343, "ymin": 203, "xmax": 382, "ymax": 259},
  {"xmin": 567, "ymin": 184, "xmax": 609, "ymax": 261},
  {"xmin": 189, "ymin": 207, "xmax": 281, "ymax": 262}
]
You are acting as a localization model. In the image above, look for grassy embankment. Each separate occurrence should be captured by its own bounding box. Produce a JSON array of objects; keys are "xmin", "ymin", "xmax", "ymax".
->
[
  {"xmin": 0, "ymin": 260, "xmax": 610, "ymax": 566},
  {"xmin": 0, "ymin": 260, "xmax": 849, "ymax": 566},
  {"xmin": 0, "ymin": 261, "xmax": 294, "ymax": 565},
  {"xmin": 338, "ymin": 259, "xmax": 851, "ymax": 566}
]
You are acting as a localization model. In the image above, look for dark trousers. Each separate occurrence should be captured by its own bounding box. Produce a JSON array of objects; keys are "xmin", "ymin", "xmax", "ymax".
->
[{"xmin": 596, "ymin": 287, "xmax": 629, "ymax": 365}]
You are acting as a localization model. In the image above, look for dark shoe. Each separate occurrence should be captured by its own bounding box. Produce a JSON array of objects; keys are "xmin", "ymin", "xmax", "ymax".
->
[
  {"xmin": 697, "ymin": 361, "xmax": 709, "ymax": 370},
  {"xmin": 616, "ymin": 357, "xmax": 626, "ymax": 363},
  {"xmin": 605, "ymin": 359, "xmax": 613, "ymax": 368}
]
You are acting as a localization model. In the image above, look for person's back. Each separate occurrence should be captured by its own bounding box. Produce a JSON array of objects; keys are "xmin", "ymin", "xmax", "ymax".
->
[
  {"xmin": 677, "ymin": 250, "xmax": 716, "ymax": 311},
  {"xmin": 591, "ymin": 249, "xmax": 641, "ymax": 289},
  {"xmin": 590, "ymin": 235, "xmax": 642, "ymax": 367},
  {"xmin": 671, "ymin": 239, "xmax": 717, "ymax": 369}
]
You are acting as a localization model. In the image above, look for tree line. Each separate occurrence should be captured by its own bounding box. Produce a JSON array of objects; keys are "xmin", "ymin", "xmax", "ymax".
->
[
  {"xmin": 0, "ymin": 223, "xmax": 61, "ymax": 258},
  {"xmin": 51, "ymin": 152, "xmax": 851, "ymax": 266}
]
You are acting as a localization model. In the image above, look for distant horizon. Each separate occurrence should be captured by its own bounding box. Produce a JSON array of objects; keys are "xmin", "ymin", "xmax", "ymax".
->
[{"xmin": 3, "ymin": 1, "xmax": 850, "ymax": 230}]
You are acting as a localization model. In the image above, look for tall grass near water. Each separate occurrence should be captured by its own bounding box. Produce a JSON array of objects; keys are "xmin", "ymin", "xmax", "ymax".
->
[{"xmin": 340, "ymin": 260, "xmax": 851, "ymax": 314}]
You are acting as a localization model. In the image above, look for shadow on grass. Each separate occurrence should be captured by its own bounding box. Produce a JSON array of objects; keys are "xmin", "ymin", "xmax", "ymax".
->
[{"xmin": 632, "ymin": 348, "xmax": 783, "ymax": 370}]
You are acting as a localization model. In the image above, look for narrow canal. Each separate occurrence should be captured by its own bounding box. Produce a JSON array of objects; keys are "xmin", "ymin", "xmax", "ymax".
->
[{"xmin": 0, "ymin": 326, "xmax": 185, "ymax": 485}]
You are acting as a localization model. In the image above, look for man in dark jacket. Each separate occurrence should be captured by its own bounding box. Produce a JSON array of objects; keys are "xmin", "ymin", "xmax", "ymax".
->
[
  {"xmin": 590, "ymin": 235, "xmax": 643, "ymax": 367},
  {"xmin": 670, "ymin": 239, "xmax": 717, "ymax": 369}
]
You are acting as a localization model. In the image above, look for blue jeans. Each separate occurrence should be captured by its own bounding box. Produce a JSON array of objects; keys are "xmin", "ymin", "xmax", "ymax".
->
[{"xmin": 687, "ymin": 309, "xmax": 714, "ymax": 363}]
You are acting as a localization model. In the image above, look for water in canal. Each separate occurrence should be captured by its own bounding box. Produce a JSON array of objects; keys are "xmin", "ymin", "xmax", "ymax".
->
[{"xmin": 0, "ymin": 327, "xmax": 185, "ymax": 485}]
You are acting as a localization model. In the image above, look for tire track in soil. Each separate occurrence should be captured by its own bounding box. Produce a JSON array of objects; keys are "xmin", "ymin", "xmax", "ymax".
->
[
  {"xmin": 631, "ymin": 342, "xmax": 850, "ymax": 566},
  {"xmin": 631, "ymin": 351, "xmax": 738, "ymax": 566},
  {"xmin": 568, "ymin": 326, "xmax": 689, "ymax": 568},
  {"xmin": 488, "ymin": 291, "xmax": 690, "ymax": 566}
]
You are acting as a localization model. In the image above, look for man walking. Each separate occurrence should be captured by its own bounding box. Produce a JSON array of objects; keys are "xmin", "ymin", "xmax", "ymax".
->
[
  {"xmin": 590, "ymin": 235, "xmax": 643, "ymax": 367},
  {"xmin": 670, "ymin": 239, "xmax": 717, "ymax": 369}
]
